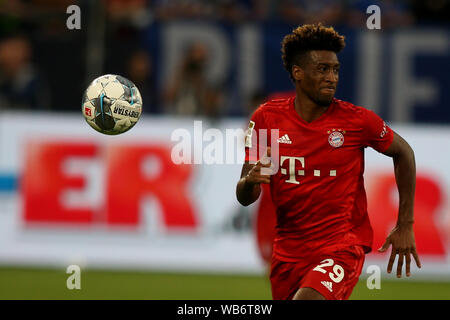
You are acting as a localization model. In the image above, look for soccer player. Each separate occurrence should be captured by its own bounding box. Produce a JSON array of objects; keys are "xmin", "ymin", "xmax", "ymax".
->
[{"xmin": 236, "ymin": 24, "xmax": 421, "ymax": 300}]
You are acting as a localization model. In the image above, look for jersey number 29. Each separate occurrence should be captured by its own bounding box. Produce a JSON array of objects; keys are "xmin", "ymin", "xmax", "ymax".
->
[{"xmin": 313, "ymin": 258, "xmax": 345, "ymax": 283}]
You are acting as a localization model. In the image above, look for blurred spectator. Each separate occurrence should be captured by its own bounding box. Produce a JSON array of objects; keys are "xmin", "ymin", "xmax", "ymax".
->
[
  {"xmin": 163, "ymin": 42, "xmax": 223, "ymax": 118},
  {"xmin": 126, "ymin": 50, "xmax": 159, "ymax": 114},
  {"xmin": 216, "ymin": 0, "xmax": 248, "ymax": 23},
  {"xmin": 410, "ymin": 0, "xmax": 450, "ymax": 23},
  {"xmin": 152, "ymin": 0, "xmax": 253, "ymax": 23},
  {"xmin": 153, "ymin": 0, "xmax": 216, "ymax": 21},
  {"xmin": 345, "ymin": 0, "xmax": 414, "ymax": 29},
  {"xmin": 246, "ymin": 0, "xmax": 279, "ymax": 21},
  {"xmin": 245, "ymin": 90, "xmax": 267, "ymax": 116},
  {"xmin": 0, "ymin": 34, "xmax": 50, "ymax": 110},
  {"xmin": 105, "ymin": 0, "xmax": 153, "ymax": 29},
  {"xmin": 278, "ymin": 0, "xmax": 346, "ymax": 26},
  {"xmin": 0, "ymin": 0, "xmax": 78, "ymax": 37}
]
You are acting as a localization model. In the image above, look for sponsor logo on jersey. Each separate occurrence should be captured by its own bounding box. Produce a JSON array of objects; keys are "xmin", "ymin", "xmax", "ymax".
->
[{"xmin": 277, "ymin": 134, "xmax": 292, "ymax": 144}]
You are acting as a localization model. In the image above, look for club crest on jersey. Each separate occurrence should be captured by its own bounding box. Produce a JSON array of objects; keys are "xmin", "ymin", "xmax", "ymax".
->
[{"xmin": 327, "ymin": 129, "xmax": 345, "ymax": 148}]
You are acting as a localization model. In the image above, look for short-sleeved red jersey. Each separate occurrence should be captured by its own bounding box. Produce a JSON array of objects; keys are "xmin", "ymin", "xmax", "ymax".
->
[{"xmin": 245, "ymin": 97, "xmax": 394, "ymax": 262}]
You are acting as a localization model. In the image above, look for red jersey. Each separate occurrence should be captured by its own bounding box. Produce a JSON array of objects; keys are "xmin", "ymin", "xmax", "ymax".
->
[{"xmin": 245, "ymin": 97, "xmax": 394, "ymax": 262}]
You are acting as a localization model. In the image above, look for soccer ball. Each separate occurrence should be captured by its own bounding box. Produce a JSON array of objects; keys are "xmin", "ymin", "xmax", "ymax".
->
[{"xmin": 82, "ymin": 74, "xmax": 143, "ymax": 135}]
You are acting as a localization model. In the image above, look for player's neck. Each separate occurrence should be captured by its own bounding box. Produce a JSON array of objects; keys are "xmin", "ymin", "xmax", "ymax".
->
[{"xmin": 294, "ymin": 92, "xmax": 329, "ymax": 123}]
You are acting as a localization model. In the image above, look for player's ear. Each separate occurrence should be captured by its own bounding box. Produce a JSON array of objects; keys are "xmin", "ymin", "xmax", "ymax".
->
[{"xmin": 292, "ymin": 65, "xmax": 303, "ymax": 81}]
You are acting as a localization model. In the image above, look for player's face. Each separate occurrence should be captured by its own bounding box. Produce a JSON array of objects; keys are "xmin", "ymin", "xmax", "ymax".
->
[{"xmin": 297, "ymin": 50, "xmax": 340, "ymax": 107}]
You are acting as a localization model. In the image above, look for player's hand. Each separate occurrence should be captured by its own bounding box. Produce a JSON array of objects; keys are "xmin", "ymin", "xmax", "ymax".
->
[
  {"xmin": 378, "ymin": 223, "xmax": 421, "ymax": 278},
  {"xmin": 245, "ymin": 147, "xmax": 272, "ymax": 185}
]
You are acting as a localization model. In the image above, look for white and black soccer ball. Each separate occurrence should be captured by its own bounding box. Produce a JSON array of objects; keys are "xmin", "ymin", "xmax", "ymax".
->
[{"xmin": 82, "ymin": 74, "xmax": 143, "ymax": 135}]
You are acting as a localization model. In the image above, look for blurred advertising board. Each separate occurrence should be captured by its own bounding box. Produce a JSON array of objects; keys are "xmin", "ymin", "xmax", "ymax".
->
[{"xmin": 0, "ymin": 113, "xmax": 449, "ymax": 278}]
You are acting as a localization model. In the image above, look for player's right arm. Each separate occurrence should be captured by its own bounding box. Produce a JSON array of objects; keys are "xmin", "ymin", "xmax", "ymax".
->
[
  {"xmin": 237, "ymin": 105, "xmax": 272, "ymax": 206},
  {"xmin": 236, "ymin": 148, "xmax": 271, "ymax": 206}
]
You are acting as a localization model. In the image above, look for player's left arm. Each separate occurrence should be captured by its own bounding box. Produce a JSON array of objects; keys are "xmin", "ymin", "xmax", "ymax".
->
[{"xmin": 378, "ymin": 131, "xmax": 422, "ymax": 277}]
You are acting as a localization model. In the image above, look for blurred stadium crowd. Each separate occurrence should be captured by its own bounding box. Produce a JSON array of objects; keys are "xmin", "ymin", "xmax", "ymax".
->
[{"xmin": 0, "ymin": 0, "xmax": 449, "ymax": 117}]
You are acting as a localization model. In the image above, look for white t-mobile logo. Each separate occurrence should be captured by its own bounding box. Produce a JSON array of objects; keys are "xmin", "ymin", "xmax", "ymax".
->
[
  {"xmin": 280, "ymin": 156, "xmax": 337, "ymax": 184},
  {"xmin": 280, "ymin": 156, "xmax": 305, "ymax": 184}
]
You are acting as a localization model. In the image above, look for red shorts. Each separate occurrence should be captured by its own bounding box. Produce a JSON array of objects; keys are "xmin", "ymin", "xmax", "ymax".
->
[{"xmin": 270, "ymin": 245, "xmax": 365, "ymax": 300}]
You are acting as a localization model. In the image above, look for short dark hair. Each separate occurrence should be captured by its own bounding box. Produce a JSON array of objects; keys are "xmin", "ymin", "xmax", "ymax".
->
[{"xmin": 281, "ymin": 23, "xmax": 345, "ymax": 80}]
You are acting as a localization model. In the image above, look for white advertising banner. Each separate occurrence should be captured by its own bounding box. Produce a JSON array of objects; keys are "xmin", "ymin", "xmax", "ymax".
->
[{"xmin": 0, "ymin": 113, "xmax": 449, "ymax": 279}]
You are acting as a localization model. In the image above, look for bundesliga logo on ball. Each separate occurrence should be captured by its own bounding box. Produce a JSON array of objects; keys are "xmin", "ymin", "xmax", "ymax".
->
[{"xmin": 82, "ymin": 74, "xmax": 143, "ymax": 135}]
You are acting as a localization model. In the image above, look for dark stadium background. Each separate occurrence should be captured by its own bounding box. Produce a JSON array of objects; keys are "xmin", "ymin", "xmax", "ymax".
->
[{"xmin": 0, "ymin": 0, "xmax": 449, "ymax": 300}]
